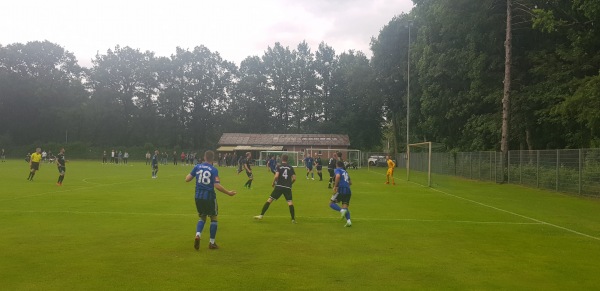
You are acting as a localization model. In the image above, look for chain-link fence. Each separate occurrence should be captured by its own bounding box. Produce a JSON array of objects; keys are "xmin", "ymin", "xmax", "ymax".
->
[
  {"xmin": 382, "ymin": 148, "xmax": 600, "ymax": 196},
  {"xmin": 508, "ymin": 149, "xmax": 600, "ymax": 196}
]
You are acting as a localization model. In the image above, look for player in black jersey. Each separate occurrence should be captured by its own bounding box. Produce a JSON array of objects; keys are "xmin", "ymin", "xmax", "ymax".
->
[
  {"xmin": 327, "ymin": 153, "xmax": 337, "ymax": 188},
  {"xmin": 243, "ymin": 152, "xmax": 254, "ymax": 189},
  {"xmin": 56, "ymin": 148, "xmax": 66, "ymax": 186},
  {"xmin": 253, "ymin": 154, "xmax": 297, "ymax": 223},
  {"xmin": 314, "ymin": 153, "xmax": 324, "ymax": 181}
]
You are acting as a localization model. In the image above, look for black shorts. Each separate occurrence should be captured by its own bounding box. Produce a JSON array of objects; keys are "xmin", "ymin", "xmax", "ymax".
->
[
  {"xmin": 306, "ymin": 166, "xmax": 313, "ymax": 171},
  {"xmin": 328, "ymin": 169, "xmax": 334, "ymax": 177},
  {"xmin": 270, "ymin": 187, "xmax": 293, "ymax": 201},
  {"xmin": 195, "ymin": 198, "xmax": 218, "ymax": 216},
  {"xmin": 152, "ymin": 164, "xmax": 158, "ymax": 170},
  {"xmin": 30, "ymin": 162, "xmax": 40, "ymax": 170},
  {"xmin": 331, "ymin": 193, "xmax": 351, "ymax": 205},
  {"xmin": 246, "ymin": 171, "xmax": 253, "ymax": 178},
  {"xmin": 57, "ymin": 166, "xmax": 66, "ymax": 173},
  {"xmin": 316, "ymin": 165, "xmax": 322, "ymax": 171}
]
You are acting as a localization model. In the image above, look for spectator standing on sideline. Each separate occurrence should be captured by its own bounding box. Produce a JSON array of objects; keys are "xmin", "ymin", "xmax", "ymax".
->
[
  {"xmin": 123, "ymin": 151, "xmax": 129, "ymax": 164},
  {"xmin": 1, "ymin": 148, "xmax": 6, "ymax": 162},
  {"xmin": 102, "ymin": 150, "xmax": 107, "ymax": 164}
]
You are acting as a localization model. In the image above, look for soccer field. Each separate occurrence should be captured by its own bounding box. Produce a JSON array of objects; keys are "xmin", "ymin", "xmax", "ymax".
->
[{"xmin": 1, "ymin": 160, "xmax": 600, "ymax": 290}]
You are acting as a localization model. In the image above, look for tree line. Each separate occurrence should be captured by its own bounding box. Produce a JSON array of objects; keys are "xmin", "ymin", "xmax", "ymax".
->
[{"xmin": 0, "ymin": 0, "xmax": 598, "ymax": 155}]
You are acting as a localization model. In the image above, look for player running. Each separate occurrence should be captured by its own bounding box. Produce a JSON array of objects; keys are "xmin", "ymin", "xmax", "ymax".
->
[
  {"xmin": 314, "ymin": 153, "xmax": 323, "ymax": 181},
  {"xmin": 385, "ymin": 155, "xmax": 396, "ymax": 185},
  {"xmin": 327, "ymin": 153, "xmax": 336, "ymax": 188},
  {"xmin": 254, "ymin": 154, "xmax": 297, "ymax": 223},
  {"xmin": 151, "ymin": 150, "xmax": 159, "ymax": 178},
  {"xmin": 329, "ymin": 160, "xmax": 352, "ymax": 227},
  {"xmin": 304, "ymin": 153, "xmax": 314, "ymax": 180},
  {"xmin": 56, "ymin": 148, "xmax": 66, "ymax": 186},
  {"xmin": 267, "ymin": 155, "xmax": 277, "ymax": 174},
  {"xmin": 186, "ymin": 150, "xmax": 236, "ymax": 250},
  {"xmin": 243, "ymin": 152, "xmax": 253, "ymax": 189}
]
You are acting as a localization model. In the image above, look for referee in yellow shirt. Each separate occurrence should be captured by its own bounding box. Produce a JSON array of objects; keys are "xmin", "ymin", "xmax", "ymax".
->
[
  {"xmin": 27, "ymin": 148, "xmax": 42, "ymax": 181},
  {"xmin": 385, "ymin": 155, "xmax": 396, "ymax": 185}
]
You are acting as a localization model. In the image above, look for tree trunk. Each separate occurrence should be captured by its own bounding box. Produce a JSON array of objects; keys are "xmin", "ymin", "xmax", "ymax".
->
[{"xmin": 501, "ymin": 0, "xmax": 512, "ymax": 182}]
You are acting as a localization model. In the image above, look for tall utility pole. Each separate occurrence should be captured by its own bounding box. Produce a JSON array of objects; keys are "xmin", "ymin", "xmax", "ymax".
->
[
  {"xmin": 406, "ymin": 19, "xmax": 413, "ymax": 179},
  {"xmin": 501, "ymin": 0, "xmax": 512, "ymax": 182}
]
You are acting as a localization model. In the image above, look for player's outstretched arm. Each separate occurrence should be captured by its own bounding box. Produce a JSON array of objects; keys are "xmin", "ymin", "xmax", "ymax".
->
[
  {"xmin": 333, "ymin": 174, "xmax": 340, "ymax": 192},
  {"xmin": 185, "ymin": 174, "xmax": 194, "ymax": 182},
  {"xmin": 272, "ymin": 172, "xmax": 280, "ymax": 187},
  {"xmin": 215, "ymin": 184, "xmax": 236, "ymax": 196}
]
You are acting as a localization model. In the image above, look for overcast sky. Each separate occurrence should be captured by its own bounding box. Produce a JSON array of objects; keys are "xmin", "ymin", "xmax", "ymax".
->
[{"xmin": 2, "ymin": 0, "xmax": 413, "ymax": 67}]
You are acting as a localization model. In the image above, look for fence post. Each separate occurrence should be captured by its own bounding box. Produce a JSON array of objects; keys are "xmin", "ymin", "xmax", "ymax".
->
[
  {"xmin": 519, "ymin": 150, "xmax": 522, "ymax": 184},
  {"xmin": 536, "ymin": 150, "xmax": 539, "ymax": 188},
  {"xmin": 469, "ymin": 152, "xmax": 472, "ymax": 179},
  {"xmin": 579, "ymin": 149, "xmax": 582, "ymax": 195},
  {"xmin": 556, "ymin": 150, "xmax": 559, "ymax": 192},
  {"xmin": 508, "ymin": 151, "xmax": 511, "ymax": 184},
  {"xmin": 490, "ymin": 152, "xmax": 493, "ymax": 182}
]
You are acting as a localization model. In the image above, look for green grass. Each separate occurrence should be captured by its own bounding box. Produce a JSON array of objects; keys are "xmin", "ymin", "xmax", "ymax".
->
[{"xmin": 1, "ymin": 160, "xmax": 600, "ymax": 290}]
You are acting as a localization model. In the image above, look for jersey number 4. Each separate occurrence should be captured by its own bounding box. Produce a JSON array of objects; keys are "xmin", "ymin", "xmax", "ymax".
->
[{"xmin": 282, "ymin": 169, "xmax": 289, "ymax": 180}]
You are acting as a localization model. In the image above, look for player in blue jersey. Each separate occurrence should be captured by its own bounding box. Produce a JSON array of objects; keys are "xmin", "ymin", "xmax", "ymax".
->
[
  {"xmin": 151, "ymin": 150, "xmax": 159, "ymax": 178},
  {"xmin": 329, "ymin": 160, "xmax": 352, "ymax": 227},
  {"xmin": 304, "ymin": 153, "xmax": 314, "ymax": 180},
  {"xmin": 267, "ymin": 155, "xmax": 277, "ymax": 174},
  {"xmin": 186, "ymin": 150, "xmax": 237, "ymax": 250},
  {"xmin": 254, "ymin": 154, "xmax": 297, "ymax": 223}
]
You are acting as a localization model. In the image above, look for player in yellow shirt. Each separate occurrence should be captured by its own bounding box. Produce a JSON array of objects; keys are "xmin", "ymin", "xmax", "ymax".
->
[
  {"xmin": 27, "ymin": 147, "xmax": 42, "ymax": 181},
  {"xmin": 385, "ymin": 155, "xmax": 395, "ymax": 185}
]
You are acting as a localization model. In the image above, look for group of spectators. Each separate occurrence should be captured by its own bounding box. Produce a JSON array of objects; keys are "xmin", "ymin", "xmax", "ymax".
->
[
  {"xmin": 102, "ymin": 149, "xmax": 129, "ymax": 164},
  {"xmin": 144, "ymin": 151, "xmax": 199, "ymax": 166},
  {"xmin": 217, "ymin": 152, "xmax": 240, "ymax": 167}
]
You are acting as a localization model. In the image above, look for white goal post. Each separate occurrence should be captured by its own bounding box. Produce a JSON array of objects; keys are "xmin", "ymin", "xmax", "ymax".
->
[{"xmin": 407, "ymin": 142, "xmax": 432, "ymax": 187}]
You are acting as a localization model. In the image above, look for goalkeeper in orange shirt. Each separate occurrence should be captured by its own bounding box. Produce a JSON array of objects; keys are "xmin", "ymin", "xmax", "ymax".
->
[{"xmin": 385, "ymin": 155, "xmax": 395, "ymax": 185}]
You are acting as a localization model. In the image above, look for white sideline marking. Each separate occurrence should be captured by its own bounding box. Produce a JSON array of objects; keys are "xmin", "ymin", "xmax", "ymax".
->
[
  {"xmin": 0, "ymin": 209, "xmax": 542, "ymax": 225},
  {"xmin": 0, "ymin": 174, "xmax": 179, "ymax": 202},
  {"xmin": 367, "ymin": 169, "xmax": 600, "ymax": 241},
  {"xmin": 429, "ymin": 187, "xmax": 600, "ymax": 241}
]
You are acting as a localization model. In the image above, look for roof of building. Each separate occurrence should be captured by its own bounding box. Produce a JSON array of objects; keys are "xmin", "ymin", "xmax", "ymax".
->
[{"xmin": 218, "ymin": 133, "xmax": 350, "ymax": 147}]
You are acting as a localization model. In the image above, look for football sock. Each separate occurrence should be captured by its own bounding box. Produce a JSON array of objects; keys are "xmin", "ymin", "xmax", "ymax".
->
[
  {"xmin": 209, "ymin": 221, "xmax": 217, "ymax": 240},
  {"xmin": 248, "ymin": 180, "xmax": 253, "ymax": 187},
  {"xmin": 209, "ymin": 238, "xmax": 215, "ymax": 244},
  {"xmin": 261, "ymin": 202, "xmax": 270, "ymax": 215},
  {"xmin": 329, "ymin": 202, "xmax": 342, "ymax": 211},
  {"xmin": 344, "ymin": 209, "xmax": 351, "ymax": 220},
  {"xmin": 30, "ymin": 173, "xmax": 35, "ymax": 180},
  {"xmin": 311, "ymin": 173, "xmax": 314, "ymax": 178},
  {"xmin": 196, "ymin": 219, "xmax": 206, "ymax": 233},
  {"xmin": 318, "ymin": 173, "xmax": 322, "ymax": 180},
  {"xmin": 27, "ymin": 173, "xmax": 32, "ymax": 180},
  {"xmin": 60, "ymin": 176, "xmax": 65, "ymax": 183},
  {"xmin": 289, "ymin": 205, "xmax": 295, "ymax": 220}
]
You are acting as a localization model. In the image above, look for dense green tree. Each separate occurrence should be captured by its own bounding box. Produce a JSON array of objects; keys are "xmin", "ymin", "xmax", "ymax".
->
[{"xmin": 0, "ymin": 41, "xmax": 86, "ymax": 145}]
